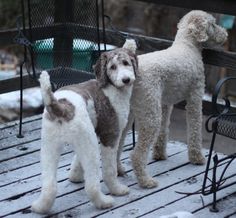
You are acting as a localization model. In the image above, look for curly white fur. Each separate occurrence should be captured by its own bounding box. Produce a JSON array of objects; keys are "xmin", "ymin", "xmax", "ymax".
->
[
  {"xmin": 123, "ymin": 39, "xmax": 137, "ymax": 54},
  {"xmin": 119, "ymin": 10, "xmax": 228, "ymax": 188},
  {"xmin": 32, "ymin": 46, "xmax": 137, "ymax": 214},
  {"xmin": 38, "ymin": 71, "xmax": 54, "ymax": 106}
]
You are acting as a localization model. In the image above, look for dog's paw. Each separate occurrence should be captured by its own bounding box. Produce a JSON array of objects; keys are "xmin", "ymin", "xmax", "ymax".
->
[
  {"xmin": 117, "ymin": 163, "xmax": 127, "ymax": 177},
  {"xmin": 189, "ymin": 150, "xmax": 206, "ymax": 165},
  {"xmin": 152, "ymin": 142, "xmax": 167, "ymax": 161},
  {"xmin": 110, "ymin": 183, "xmax": 129, "ymax": 196},
  {"xmin": 68, "ymin": 172, "xmax": 84, "ymax": 183},
  {"xmin": 31, "ymin": 198, "xmax": 52, "ymax": 214},
  {"xmin": 152, "ymin": 151, "xmax": 167, "ymax": 161},
  {"xmin": 189, "ymin": 156, "xmax": 206, "ymax": 165},
  {"xmin": 94, "ymin": 194, "xmax": 114, "ymax": 209},
  {"xmin": 139, "ymin": 177, "xmax": 158, "ymax": 189}
]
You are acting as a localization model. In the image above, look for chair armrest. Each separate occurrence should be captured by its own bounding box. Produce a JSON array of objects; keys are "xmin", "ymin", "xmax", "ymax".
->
[
  {"xmin": 13, "ymin": 16, "xmax": 32, "ymax": 47},
  {"xmin": 211, "ymin": 77, "xmax": 236, "ymax": 115},
  {"xmin": 206, "ymin": 77, "xmax": 236, "ymax": 133}
]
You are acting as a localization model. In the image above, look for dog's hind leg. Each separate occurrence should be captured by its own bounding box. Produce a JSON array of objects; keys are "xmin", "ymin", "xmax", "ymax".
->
[
  {"xmin": 186, "ymin": 88, "xmax": 205, "ymax": 165},
  {"xmin": 74, "ymin": 120, "xmax": 114, "ymax": 209},
  {"xmin": 153, "ymin": 104, "xmax": 173, "ymax": 161},
  {"xmin": 117, "ymin": 131, "xmax": 127, "ymax": 177},
  {"xmin": 68, "ymin": 155, "xmax": 84, "ymax": 183},
  {"xmin": 101, "ymin": 142, "xmax": 129, "ymax": 196},
  {"xmin": 31, "ymin": 127, "xmax": 63, "ymax": 214},
  {"xmin": 117, "ymin": 112, "xmax": 134, "ymax": 177}
]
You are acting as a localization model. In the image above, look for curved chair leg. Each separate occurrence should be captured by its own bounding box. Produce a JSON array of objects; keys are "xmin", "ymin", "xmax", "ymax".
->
[
  {"xmin": 210, "ymin": 154, "xmax": 219, "ymax": 212},
  {"xmin": 132, "ymin": 122, "xmax": 135, "ymax": 147},
  {"xmin": 202, "ymin": 130, "xmax": 219, "ymax": 212},
  {"xmin": 17, "ymin": 61, "xmax": 25, "ymax": 138}
]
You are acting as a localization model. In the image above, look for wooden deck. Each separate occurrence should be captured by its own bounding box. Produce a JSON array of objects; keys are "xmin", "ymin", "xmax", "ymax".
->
[{"xmin": 1, "ymin": 114, "xmax": 236, "ymax": 218}]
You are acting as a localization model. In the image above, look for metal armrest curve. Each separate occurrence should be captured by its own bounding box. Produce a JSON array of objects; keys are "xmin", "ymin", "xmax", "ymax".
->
[{"xmin": 212, "ymin": 77, "xmax": 236, "ymax": 115}]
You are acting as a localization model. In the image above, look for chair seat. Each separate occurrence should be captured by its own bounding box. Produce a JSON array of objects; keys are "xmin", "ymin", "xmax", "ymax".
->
[
  {"xmin": 42, "ymin": 67, "xmax": 95, "ymax": 90},
  {"xmin": 215, "ymin": 114, "xmax": 236, "ymax": 139}
]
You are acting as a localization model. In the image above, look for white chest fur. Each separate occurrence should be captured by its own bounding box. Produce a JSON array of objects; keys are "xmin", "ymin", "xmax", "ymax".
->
[{"xmin": 103, "ymin": 85, "xmax": 132, "ymax": 131}]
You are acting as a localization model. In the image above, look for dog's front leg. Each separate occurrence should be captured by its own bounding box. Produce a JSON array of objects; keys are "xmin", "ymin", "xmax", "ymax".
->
[
  {"xmin": 117, "ymin": 112, "xmax": 134, "ymax": 176},
  {"xmin": 117, "ymin": 132, "xmax": 127, "ymax": 177},
  {"xmin": 186, "ymin": 89, "xmax": 205, "ymax": 165},
  {"xmin": 101, "ymin": 142, "xmax": 129, "ymax": 196},
  {"xmin": 31, "ymin": 133, "xmax": 62, "ymax": 214},
  {"xmin": 153, "ymin": 104, "xmax": 173, "ymax": 161},
  {"xmin": 68, "ymin": 154, "xmax": 84, "ymax": 183},
  {"xmin": 73, "ymin": 118, "xmax": 114, "ymax": 209}
]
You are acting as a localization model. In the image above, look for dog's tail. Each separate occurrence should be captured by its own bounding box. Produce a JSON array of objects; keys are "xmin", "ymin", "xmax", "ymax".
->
[
  {"xmin": 122, "ymin": 39, "xmax": 137, "ymax": 54},
  {"xmin": 39, "ymin": 71, "xmax": 56, "ymax": 107},
  {"xmin": 39, "ymin": 71, "xmax": 75, "ymax": 120}
]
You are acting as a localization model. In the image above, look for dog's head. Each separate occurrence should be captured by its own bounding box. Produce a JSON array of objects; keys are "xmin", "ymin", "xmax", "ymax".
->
[
  {"xmin": 177, "ymin": 10, "xmax": 228, "ymax": 47},
  {"xmin": 94, "ymin": 48, "xmax": 137, "ymax": 88}
]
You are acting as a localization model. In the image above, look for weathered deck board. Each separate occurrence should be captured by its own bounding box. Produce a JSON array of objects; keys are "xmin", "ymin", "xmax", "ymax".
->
[
  {"xmin": 0, "ymin": 114, "xmax": 41, "ymax": 133},
  {"xmin": 1, "ymin": 115, "xmax": 236, "ymax": 218},
  {"xmin": 0, "ymin": 142, "xmax": 184, "ymax": 217},
  {"xmin": 12, "ymin": 143, "xmax": 187, "ymax": 218},
  {"xmin": 140, "ymin": 162, "xmax": 236, "ymax": 218}
]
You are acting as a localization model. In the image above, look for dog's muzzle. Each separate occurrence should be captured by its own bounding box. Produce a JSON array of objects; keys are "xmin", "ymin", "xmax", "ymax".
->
[{"xmin": 122, "ymin": 77, "xmax": 131, "ymax": 85}]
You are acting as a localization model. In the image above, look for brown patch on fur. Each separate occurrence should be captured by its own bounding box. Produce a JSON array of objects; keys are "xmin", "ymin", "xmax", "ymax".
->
[
  {"xmin": 94, "ymin": 88, "xmax": 119, "ymax": 147},
  {"xmin": 57, "ymin": 47, "xmax": 137, "ymax": 146},
  {"xmin": 93, "ymin": 53, "xmax": 108, "ymax": 88},
  {"xmin": 60, "ymin": 80, "xmax": 119, "ymax": 147},
  {"xmin": 125, "ymin": 49, "xmax": 139, "ymax": 76},
  {"xmin": 46, "ymin": 98, "xmax": 75, "ymax": 123},
  {"xmin": 62, "ymin": 83, "xmax": 92, "ymax": 103}
]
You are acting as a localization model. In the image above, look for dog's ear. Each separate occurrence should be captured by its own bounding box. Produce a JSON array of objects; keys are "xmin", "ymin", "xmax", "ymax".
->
[
  {"xmin": 93, "ymin": 52, "xmax": 109, "ymax": 87},
  {"xmin": 127, "ymin": 50, "xmax": 139, "ymax": 76},
  {"xmin": 188, "ymin": 16, "xmax": 209, "ymax": 42}
]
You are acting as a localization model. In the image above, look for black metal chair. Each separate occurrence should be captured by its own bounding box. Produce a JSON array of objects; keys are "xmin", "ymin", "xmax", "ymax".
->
[
  {"xmin": 202, "ymin": 77, "xmax": 236, "ymax": 212},
  {"xmin": 14, "ymin": 0, "xmax": 106, "ymax": 137}
]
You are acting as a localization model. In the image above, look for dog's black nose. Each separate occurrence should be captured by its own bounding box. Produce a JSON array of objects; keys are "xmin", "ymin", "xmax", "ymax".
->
[{"xmin": 122, "ymin": 77, "xmax": 130, "ymax": 84}]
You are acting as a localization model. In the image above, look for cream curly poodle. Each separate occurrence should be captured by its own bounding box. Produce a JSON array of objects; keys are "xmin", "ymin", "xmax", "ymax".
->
[{"xmin": 118, "ymin": 10, "xmax": 228, "ymax": 188}]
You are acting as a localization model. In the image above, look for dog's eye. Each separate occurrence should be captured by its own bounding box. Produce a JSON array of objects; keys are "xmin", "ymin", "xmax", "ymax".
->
[
  {"xmin": 110, "ymin": 64, "xmax": 117, "ymax": 70},
  {"xmin": 122, "ymin": 60, "xmax": 130, "ymax": 66}
]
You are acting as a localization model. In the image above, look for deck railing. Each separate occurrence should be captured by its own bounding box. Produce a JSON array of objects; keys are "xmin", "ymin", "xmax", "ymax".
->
[{"xmin": 0, "ymin": 0, "xmax": 236, "ymax": 111}]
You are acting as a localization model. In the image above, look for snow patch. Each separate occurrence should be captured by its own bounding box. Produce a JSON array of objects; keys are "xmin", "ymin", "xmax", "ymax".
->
[{"xmin": 0, "ymin": 87, "xmax": 42, "ymax": 109}]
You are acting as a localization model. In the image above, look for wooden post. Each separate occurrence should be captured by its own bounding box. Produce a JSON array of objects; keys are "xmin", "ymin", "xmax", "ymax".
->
[{"xmin": 53, "ymin": 0, "xmax": 74, "ymax": 67}]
